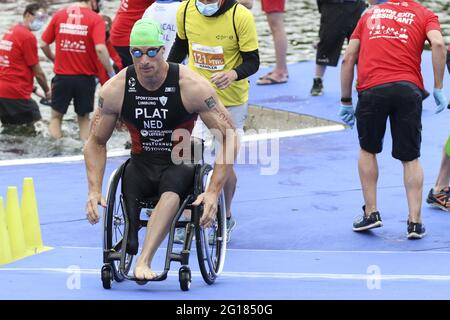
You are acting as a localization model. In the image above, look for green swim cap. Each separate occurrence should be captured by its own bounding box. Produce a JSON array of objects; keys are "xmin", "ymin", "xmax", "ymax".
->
[{"xmin": 129, "ymin": 18, "xmax": 165, "ymax": 47}]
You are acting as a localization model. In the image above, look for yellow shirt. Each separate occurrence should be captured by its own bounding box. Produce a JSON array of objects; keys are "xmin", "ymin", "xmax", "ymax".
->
[{"xmin": 176, "ymin": 0, "xmax": 258, "ymax": 106}]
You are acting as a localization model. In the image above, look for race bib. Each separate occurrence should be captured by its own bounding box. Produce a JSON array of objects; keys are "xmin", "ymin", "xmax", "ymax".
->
[{"xmin": 192, "ymin": 43, "xmax": 225, "ymax": 71}]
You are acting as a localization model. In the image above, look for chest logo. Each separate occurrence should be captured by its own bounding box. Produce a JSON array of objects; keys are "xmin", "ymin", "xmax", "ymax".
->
[
  {"xmin": 128, "ymin": 77, "xmax": 136, "ymax": 87},
  {"xmin": 159, "ymin": 96, "xmax": 168, "ymax": 106}
]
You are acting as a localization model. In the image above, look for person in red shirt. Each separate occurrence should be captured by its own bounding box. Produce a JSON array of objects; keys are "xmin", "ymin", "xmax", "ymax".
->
[
  {"xmin": 97, "ymin": 15, "xmax": 123, "ymax": 85},
  {"xmin": 40, "ymin": 0, "xmax": 115, "ymax": 141},
  {"xmin": 256, "ymin": 0, "xmax": 289, "ymax": 85},
  {"xmin": 340, "ymin": 0, "xmax": 448, "ymax": 239},
  {"xmin": 0, "ymin": 3, "xmax": 51, "ymax": 128},
  {"xmin": 110, "ymin": 0, "xmax": 155, "ymax": 67}
]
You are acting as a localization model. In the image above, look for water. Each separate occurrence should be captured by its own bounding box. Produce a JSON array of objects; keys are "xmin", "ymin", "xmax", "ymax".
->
[{"xmin": 0, "ymin": 0, "xmax": 449, "ymax": 160}]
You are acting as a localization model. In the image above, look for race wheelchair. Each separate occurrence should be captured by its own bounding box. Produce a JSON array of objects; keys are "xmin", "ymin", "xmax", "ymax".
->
[{"xmin": 100, "ymin": 151, "xmax": 227, "ymax": 291}]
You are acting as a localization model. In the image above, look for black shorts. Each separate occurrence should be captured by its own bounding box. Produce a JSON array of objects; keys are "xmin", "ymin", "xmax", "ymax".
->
[
  {"xmin": 51, "ymin": 75, "xmax": 96, "ymax": 116},
  {"xmin": 316, "ymin": 1, "xmax": 365, "ymax": 67},
  {"xmin": 122, "ymin": 156, "xmax": 196, "ymax": 203},
  {"xmin": 0, "ymin": 98, "xmax": 41, "ymax": 125},
  {"xmin": 355, "ymin": 81, "xmax": 423, "ymax": 161},
  {"xmin": 113, "ymin": 46, "xmax": 133, "ymax": 68}
]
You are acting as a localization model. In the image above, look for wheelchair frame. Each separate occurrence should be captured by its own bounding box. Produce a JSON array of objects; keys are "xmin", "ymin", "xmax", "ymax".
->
[{"xmin": 101, "ymin": 159, "xmax": 227, "ymax": 291}]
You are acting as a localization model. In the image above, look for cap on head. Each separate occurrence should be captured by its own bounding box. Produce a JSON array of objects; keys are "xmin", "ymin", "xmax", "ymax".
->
[{"xmin": 130, "ymin": 18, "xmax": 165, "ymax": 47}]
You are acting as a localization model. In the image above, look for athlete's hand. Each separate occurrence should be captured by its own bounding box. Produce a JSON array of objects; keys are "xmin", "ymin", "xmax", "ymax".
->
[
  {"xmin": 193, "ymin": 191, "xmax": 219, "ymax": 228},
  {"xmin": 433, "ymin": 88, "xmax": 448, "ymax": 114},
  {"xmin": 85, "ymin": 192, "xmax": 106, "ymax": 225},
  {"xmin": 210, "ymin": 71, "xmax": 238, "ymax": 90}
]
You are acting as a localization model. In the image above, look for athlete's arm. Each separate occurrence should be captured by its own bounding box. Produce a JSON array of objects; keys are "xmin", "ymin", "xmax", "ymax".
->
[
  {"xmin": 84, "ymin": 70, "xmax": 125, "ymax": 224},
  {"xmin": 179, "ymin": 66, "xmax": 239, "ymax": 227},
  {"xmin": 341, "ymin": 39, "xmax": 360, "ymax": 102},
  {"xmin": 427, "ymin": 29, "xmax": 446, "ymax": 90}
]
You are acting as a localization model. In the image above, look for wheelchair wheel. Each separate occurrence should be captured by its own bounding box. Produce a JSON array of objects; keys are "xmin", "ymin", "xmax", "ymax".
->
[
  {"xmin": 179, "ymin": 266, "xmax": 191, "ymax": 291},
  {"xmin": 103, "ymin": 166, "xmax": 134, "ymax": 282},
  {"xmin": 101, "ymin": 264, "xmax": 113, "ymax": 289},
  {"xmin": 196, "ymin": 165, "xmax": 227, "ymax": 285}
]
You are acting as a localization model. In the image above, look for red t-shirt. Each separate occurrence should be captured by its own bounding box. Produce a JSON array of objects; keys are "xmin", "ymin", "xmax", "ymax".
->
[
  {"xmin": 41, "ymin": 6, "xmax": 106, "ymax": 76},
  {"xmin": 110, "ymin": 0, "xmax": 154, "ymax": 47},
  {"xmin": 96, "ymin": 39, "xmax": 123, "ymax": 85},
  {"xmin": 351, "ymin": 0, "xmax": 441, "ymax": 91},
  {"xmin": 0, "ymin": 24, "xmax": 38, "ymax": 99}
]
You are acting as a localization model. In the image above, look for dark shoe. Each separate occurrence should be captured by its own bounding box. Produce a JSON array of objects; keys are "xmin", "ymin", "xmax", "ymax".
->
[
  {"xmin": 407, "ymin": 221, "xmax": 426, "ymax": 239},
  {"xmin": 353, "ymin": 206, "xmax": 383, "ymax": 232},
  {"xmin": 426, "ymin": 187, "xmax": 450, "ymax": 212},
  {"xmin": 310, "ymin": 77, "xmax": 323, "ymax": 96}
]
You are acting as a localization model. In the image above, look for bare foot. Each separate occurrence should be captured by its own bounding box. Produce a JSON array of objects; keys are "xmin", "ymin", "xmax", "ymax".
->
[{"xmin": 134, "ymin": 263, "xmax": 158, "ymax": 280}]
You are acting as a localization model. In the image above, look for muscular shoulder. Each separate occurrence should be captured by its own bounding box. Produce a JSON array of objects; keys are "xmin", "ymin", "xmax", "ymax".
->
[
  {"xmin": 99, "ymin": 68, "xmax": 127, "ymax": 114},
  {"xmin": 179, "ymin": 65, "xmax": 216, "ymax": 113}
]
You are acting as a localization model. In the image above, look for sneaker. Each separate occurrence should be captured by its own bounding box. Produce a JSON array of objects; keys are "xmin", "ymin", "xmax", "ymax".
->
[
  {"xmin": 173, "ymin": 227, "xmax": 186, "ymax": 245},
  {"xmin": 352, "ymin": 206, "xmax": 383, "ymax": 232},
  {"xmin": 407, "ymin": 221, "xmax": 426, "ymax": 239},
  {"xmin": 426, "ymin": 187, "xmax": 450, "ymax": 212},
  {"xmin": 208, "ymin": 216, "xmax": 236, "ymax": 245},
  {"xmin": 310, "ymin": 77, "xmax": 323, "ymax": 96},
  {"xmin": 226, "ymin": 216, "xmax": 236, "ymax": 243}
]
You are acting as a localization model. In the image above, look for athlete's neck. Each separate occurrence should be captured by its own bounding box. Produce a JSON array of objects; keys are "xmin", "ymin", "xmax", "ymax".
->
[{"xmin": 136, "ymin": 62, "xmax": 170, "ymax": 92}]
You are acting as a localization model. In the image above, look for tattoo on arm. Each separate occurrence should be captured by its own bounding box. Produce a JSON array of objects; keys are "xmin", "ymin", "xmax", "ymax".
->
[
  {"xmin": 204, "ymin": 96, "xmax": 217, "ymax": 109},
  {"xmin": 98, "ymin": 96, "xmax": 104, "ymax": 109}
]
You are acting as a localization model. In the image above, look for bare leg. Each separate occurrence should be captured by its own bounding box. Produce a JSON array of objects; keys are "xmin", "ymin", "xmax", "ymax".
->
[
  {"xmin": 49, "ymin": 110, "xmax": 64, "ymax": 139},
  {"xmin": 77, "ymin": 114, "xmax": 90, "ymax": 141},
  {"xmin": 223, "ymin": 168, "xmax": 237, "ymax": 219},
  {"xmin": 266, "ymin": 12, "xmax": 288, "ymax": 80},
  {"xmin": 434, "ymin": 148, "xmax": 450, "ymax": 192},
  {"xmin": 315, "ymin": 64, "xmax": 326, "ymax": 78},
  {"xmin": 358, "ymin": 149, "xmax": 378, "ymax": 215},
  {"xmin": 402, "ymin": 159, "xmax": 423, "ymax": 223},
  {"xmin": 134, "ymin": 192, "xmax": 180, "ymax": 280}
]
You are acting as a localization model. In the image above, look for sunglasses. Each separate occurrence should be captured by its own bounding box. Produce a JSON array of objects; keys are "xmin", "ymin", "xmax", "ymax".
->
[{"xmin": 130, "ymin": 47, "xmax": 163, "ymax": 58}]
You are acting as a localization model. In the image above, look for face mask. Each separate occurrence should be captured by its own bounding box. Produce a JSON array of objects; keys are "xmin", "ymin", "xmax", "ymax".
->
[
  {"xmin": 196, "ymin": 0, "xmax": 219, "ymax": 17},
  {"xmin": 30, "ymin": 19, "xmax": 44, "ymax": 31}
]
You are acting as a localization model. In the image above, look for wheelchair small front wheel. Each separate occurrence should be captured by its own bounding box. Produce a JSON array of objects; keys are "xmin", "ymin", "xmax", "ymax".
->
[
  {"xmin": 179, "ymin": 266, "xmax": 191, "ymax": 291},
  {"xmin": 101, "ymin": 264, "xmax": 113, "ymax": 289}
]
